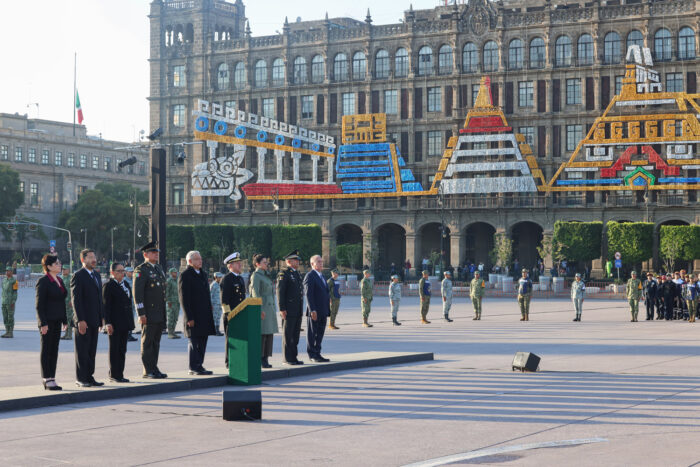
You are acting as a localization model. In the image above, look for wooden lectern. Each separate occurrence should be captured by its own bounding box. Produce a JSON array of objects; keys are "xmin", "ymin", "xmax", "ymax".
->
[{"xmin": 226, "ymin": 297, "xmax": 262, "ymax": 385}]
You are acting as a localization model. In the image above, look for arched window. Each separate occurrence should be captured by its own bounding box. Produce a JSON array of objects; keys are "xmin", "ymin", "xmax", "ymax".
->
[
  {"xmin": 507, "ymin": 39, "xmax": 523, "ymax": 70},
  {"xmin": 311, "ymin": 55, "xmax": 325, "ymax": 83},
  {"xmin": 462, "ymin": 42, "xmax": 478, "ymax": 73},
  {"xmin": 375, "ymin": 50, "xmax": 389, "ymax": 79},
  {"xmin": 654, "ymin": 28, "xmax": 672, "ymax": 61},
  {"xmin": 627, "ymin": 30, "xmax": 644, "ymax": 49},
  {"xmin": 577, "ymin": 34, "xmax": 593, "ymax": 65},
  {"xmin": 185, "ymin": 24, "xmax": 194, "ymax": 43},
  {"xmin": 678, "ymin": 27, "xmax": 696, "ymax": 60},
  {"xmin": 233, "ymin": 62, "xmax": 246, "ymax": 90},
  {"xmin": 293, "ymin": 56, "xmax": 307, "ymax": 84},
  {"xmin": 217, "ymin": 63, "xmax": 229, "ymax": 90},
  {"xmin": 254, "ymin": 60, "xmax": 267, "ymax": 88},
  {"xmin": 555, "ymin": 36, "xmax": 572, "ymax": 67},
  {"xmin": 438, "ymin": 45, "xmax": 453, "ymax": 74},
  {"xmin": 483, "ymin": 41, "xmax": 499, "ymax": 72},
  {"xmin": 418, "ymin": 46, "xmax": 433, "ymax": 76},
  {"xmin": 334, "ymin": 53, "xmax": 348, "ymax": 81},
  {"xmin": 272, "ymin": 58, "xmax": 285, "ymax": 86},
  {"xmin": 529, "ymin": 38, "xmax": 545, "ymax": 68},
  {"xmin": 395, "ymin": 48, "xmax": 409, "ymax": 77},
  {"xmin": 604, "ymin": 32, "xmax": 621, "ymax": 64},
  {"xmin": 352, "ymin": 52, "xmax": 367, "ymax": 80}
]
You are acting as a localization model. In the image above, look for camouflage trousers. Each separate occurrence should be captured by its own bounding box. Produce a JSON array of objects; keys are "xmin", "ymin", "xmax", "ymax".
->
[
  {"xmin": 212, "ymin": 304, "xmax": 222, "ymax": 330},
  {"xmin": 166, "ymin": 303, "xmax": 179, "ymax": 334},
  {"xmin": 361, "ymin": 300, "xmax": 371, "ymax": 320},
  {"xmin": 420, "ymin": 297, "xmax": 430, "ymax": 319},
  {"xmin": 628, "ymin": 299, "xmax": 639, "ymax": 319},
  {"xmin": 442, "ymin": 297, "xmax": 452, "ymax": 317},
  {"xmin": 330, "ymin": 299, "xmax": 340, "ymax": 324},
  {"xmin": 518, "ymin": 294, "xmax": 531, "ymax": 317},
  {"xmin": 2, "ymin": 304, "xmax": 15, "ymax": 330},
  {"xmin": 65, "ymin": 303, "xmax": 74, "ymax": 330},
  {"xmin": 471, "ymin": 297, "xmax": 482, "ymax": 315}
]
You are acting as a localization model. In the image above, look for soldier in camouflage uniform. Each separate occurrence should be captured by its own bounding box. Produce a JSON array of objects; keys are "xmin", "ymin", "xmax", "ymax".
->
[
  {"xmin": 1, "ymin": 267, "xmax": 18, "ymax": 338},
  {"xmin": 165, "ymin": 268, "xmax": 180, "ymax": 339},
  {"xmin": 418, "ymin": 270, "xmax": 431, "ymax": 324},
  {"xmin": 441, "ymin": 271, "xmax": 454, "ymax": 322},
  {"xmin": 360, "ymin": 269, "xmax": 373, "ymax": 327},
  {"xmin": 627, "ymin": 271, "xmax": 642, "ymax": 322},
  {"xmin": 517, "ymin": 269, "xmax": 533, "ymax": 321},
  {"xmin": 470, "ymin": 271, "xmax": 485, "ymax": 320},
  {"xmin": 389, "ymin": 274, "xmax": 402, "ymax": 326},
  {"xmin": 210, "ymin": 272, "xmax": 224, "ymax": 336},
  {"xmin": 60, "ymin": 265, "xmax": 74, "ymax": 340},
  {"xmin": 327, "ymin": 269, "xmax": 341, "ymax": 330}
]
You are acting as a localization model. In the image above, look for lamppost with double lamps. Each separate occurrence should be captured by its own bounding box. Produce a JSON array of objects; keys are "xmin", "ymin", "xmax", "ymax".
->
[{"xmin": 110, "ymin": 226, "xmax": 117, "ymax": 264}]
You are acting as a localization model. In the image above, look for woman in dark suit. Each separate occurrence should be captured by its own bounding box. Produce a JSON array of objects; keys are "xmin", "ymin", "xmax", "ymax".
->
[
  {"xmin": 36, "ymin": 254, "xmax": 68, "ymax": 390},
  {"xmin": 102, "ymin": 262, "xmax": 135, "ymax": 382}
]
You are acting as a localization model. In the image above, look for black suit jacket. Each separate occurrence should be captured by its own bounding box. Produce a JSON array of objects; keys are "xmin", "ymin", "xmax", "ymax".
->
[
  {"xmin": 220, "ymin": 272, "xmax": 246, "ymax": 315},
  {"xmin": 102, "ymin": 279, "xmax": 136, "ymax": 332},
  {"xmin": 35, "ymin": 274, "xmax": 68, "ymax": 327},
  {"xmin": 178, "ymin": 266, "xmax": 216, "ymax": 338},
  {"xmin": 277, "ymin": 267, "xmax": 304, "ymax": 316},
  {"xmin": 70, "ymin": 268, "xmax": 104, "ymax": 328},
  {"xmin": 304, "ymin": 270, "xmax": 330, "ymax": 318}
]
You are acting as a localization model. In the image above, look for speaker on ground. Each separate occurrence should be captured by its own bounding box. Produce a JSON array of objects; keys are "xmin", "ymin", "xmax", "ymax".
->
[
  {"xmin": 222, "ymin": 390, "xmax": 262, "ymax": 421},
  {"xmin": 512, "ymin": 352, "xmax": 540, "ymax": 372}
]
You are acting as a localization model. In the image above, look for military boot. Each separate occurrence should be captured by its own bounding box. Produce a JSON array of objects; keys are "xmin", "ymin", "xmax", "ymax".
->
[
  {"xmin": 4, "ymin": 327, "xmax": 13, "ymax": 338},
  {"xmin": 444, "ymin": 315, "xmax": 453, "ymax": 323},
  {"xmin": 61, "ymin": 330, "xmax": 72, "ymax": 340},
  {"xmin": 477, "ymin": 312, "xmax": 482, "ymax": 320},
  {"xmin": 362, "ymin": 318, "xmax": 373, "ymax": 328},
  {"xmin": 520, "ymin": 314, "xmax": 526, "ymax": 321},
  {"xmin": 392, "ymin": 317, "xmax": 402, "ymax": 326},
  {"xmin": 525, "ymin": 314, "xmax": 529, "ymax": 321},
  {"xmin": 168, "ymin": 331, "xmax": 181, "ymax": 339},
  {"xmin": 421, "ymin": 318, "xmax": 431, "ymax": 324},
  {"xmin": 473, "ymin": 315, "xmax": 478, "ymax": 320},
  {"xmin": 0, "ymin": 327, "xmax": 9, "ymax": 338}
]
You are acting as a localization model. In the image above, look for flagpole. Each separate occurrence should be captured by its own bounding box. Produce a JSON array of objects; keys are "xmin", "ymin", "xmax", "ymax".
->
[{"xmin": 73, "ymin": 52, "xmax": 76, "ymax": 137}]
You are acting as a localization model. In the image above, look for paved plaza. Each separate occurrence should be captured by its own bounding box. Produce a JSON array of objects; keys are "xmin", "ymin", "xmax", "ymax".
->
[{"xmin": 2, "ymin": 288, "xmax": 700, "ymax": 466}]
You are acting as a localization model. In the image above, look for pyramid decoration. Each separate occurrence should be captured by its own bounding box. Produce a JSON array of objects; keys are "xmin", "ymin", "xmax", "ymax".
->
[
  {"xmin": 435, "ymin": 77, "xmax": 546, "ymax": 194},
  {"xmin": 549, "ymin": 45, "xmax": 700, "ymax": 191}
]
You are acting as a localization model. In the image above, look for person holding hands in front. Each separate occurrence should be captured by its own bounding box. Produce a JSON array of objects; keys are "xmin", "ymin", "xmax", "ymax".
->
[
  {"xmin": 36, "ymin": 254, "xmax": 68, "ymax": 390},
  {"xmin": 102, "ymin": 262, "xmax": 135, "ymax": 383}
]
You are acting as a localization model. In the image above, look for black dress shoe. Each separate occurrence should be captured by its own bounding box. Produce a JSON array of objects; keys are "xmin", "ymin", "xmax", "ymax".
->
[
  {"xmin": 143, "ymin": 373, "xmax": 158, "ymax": 379},
  {"xmin": 109, "ymin": 377, "xmax": 130, "ymax": 383},
  {"xmin": 189, "ymin": 369, "xmax": 213, "ymax": 375},
  {"xmin": 127, "ymin": 336, "xmax": 138, "ymax": 342},
  {"xmin": 310, "ymin": 357, "xmax": 330, "ymax": 363},
  {"xmin": 284, "ymin": 360, "xmax": 302, "ymax": 366},
  {"xmin": 90, "ymin": 380, "xmax": 105, "ymax": 387},
  {"xmin": 153, "ymin": 372, "xmax": 168, "ymax": 379},
  {"xmin": 76, "ymin": 380, "xmax": 92, "ymax": 387}
]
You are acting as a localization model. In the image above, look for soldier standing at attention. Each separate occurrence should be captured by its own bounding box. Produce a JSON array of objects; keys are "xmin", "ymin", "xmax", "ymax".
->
[
  {"xmin": 659, "ymin": 273, "xmax": 677, "ymax": 320},
  {"xmin": 626, "ymin": 271, "xmax": 642, "ymax": 322},
  {"xmin": 470, "ymin": 271, "xmax": 485, "ymax": 320},
  {"xmin": 517, "ymin": 269, "xmax": 532, "ymax": 321},
  {"xmin": 133, "ymin": 241, "xmax": 168, "ymax": 379},
  {"xmin": 418, "ymin": 270, "xmax": 432, "ymax": 324},
  {"xmin": 642, "ymin": 272, "xmax": 658, "ymax": 321},
  {"xmin": 210, "ymin": 272, "xmax": 224, "ymax": 336},
  {"xmin": 165, "ymin": 268, "xmax": 181, "ymax": 339},
  {"xmin": 360, "ymin": 269, "xmax": 373, "ymax": 327},
  {"xmin": 441, "ymin": 271, "xmax": 454, "ymax": 322},
  {"xmin": 60, "ymin": 265, "xmax": 74, "ymax": 340},
  {"xmin": 681, "ymin": 275, "xmax": 697, "ymax": 323},
  {"xmin": 571, "ymin": 273, "xmax": 586, "ymax": 322},
  {"xmin": 124, "ymin": 267, "xmax": 138, "ymax": 341},
  {"xmin": 277, "ymin": 250, "xmax": 304, "ymax": 365},
  {"xmin": 1, "ymin": 266, "xmax": 18, "ymax": 338},
  {"xmin": 220, "ymin": 252, "xmax": 246, "ymax": 369},
  {"xmin": 327, "ymin": 269, "xmax": 341, "ymax": 330},
  {"xmin": 389, "ymin": 274, "xmax": 402, "ymax": 326}
]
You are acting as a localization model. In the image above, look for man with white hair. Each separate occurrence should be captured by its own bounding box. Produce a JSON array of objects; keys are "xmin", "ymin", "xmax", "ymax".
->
[
  {"xmin": 178, "ymin": 250, "xmax": 216, "ymax": 375},
  {"xmin": 303, "ymin": 255, "xmax": 330, "ymax": 362}
]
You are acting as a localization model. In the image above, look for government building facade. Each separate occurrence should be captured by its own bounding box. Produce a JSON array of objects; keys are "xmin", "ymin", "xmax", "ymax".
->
[{"xmin": 148, "ymin": 0, "xmax": 699, "ymax": 274}]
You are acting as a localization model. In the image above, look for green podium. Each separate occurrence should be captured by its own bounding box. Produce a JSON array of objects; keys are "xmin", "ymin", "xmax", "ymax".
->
[{"xmin": 226, "ymin": 297, "xmax": 262, "ymax": 385}]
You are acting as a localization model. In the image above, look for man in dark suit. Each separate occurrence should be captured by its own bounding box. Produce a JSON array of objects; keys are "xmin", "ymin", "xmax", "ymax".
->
[
  {"xmin": 304, "ymin": 255, "xmax": 330, "ymax": 362},
  {"xmin": 277, "ymin": 250, "xmax": 304, "ymax": 365},
  {"xmin": 220, "ymin": 252, "xmax": 246, "ymax": 369},
  {"xmin": 178, "ymin": 251, "xmax": 216, "ymax": 375},
  {"xmin": 133, "ymin": 241, "xmax": 168, "ymax": 378},
  {"xmin": 103, "ymin": 262, "xmax": 135, "ymax": 383},
  {"xmin": 70, "ymin": 249, "xmax": 104, "ymax": 387}
]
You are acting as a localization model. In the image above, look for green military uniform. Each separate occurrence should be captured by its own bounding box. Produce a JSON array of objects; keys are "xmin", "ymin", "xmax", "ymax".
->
[
  {"xmin": 133, "ymin": 253, "xmax": 167, "ymax": 377},
  {"xmin": 418, "ymin": 272, "xmax": 431, "ymax": 323},
  {"xmin": 627, "ymin": 273, "xmax": 642, "ymax": 322},
  {"xmin": 60, "ymin": 271, "xmax": 74, "ymax": 339},
  {"xmin": 165, "ymin": 269, "xmax": 180, "ymax": 338},
  {"xmin": 517, "ymin": 270, "xmax": 533, "ymax": 321},
  {"xmin": 327, "ymin": 271, "xmax": 341, "ymax": 329},
  {"xmin": 441, "ymin": 274, "xmax": 453, "ymax": 322},
  {"xmin": 1, "ymin": 268, "xmax": 18, "ymax": 338},
  {"xmin": 470, "ymin": 275, "xmax": 486, "ymax": 320},
  {"xmin": 360, "ymin": 271, "xmax": 373, "ymax": 327}
]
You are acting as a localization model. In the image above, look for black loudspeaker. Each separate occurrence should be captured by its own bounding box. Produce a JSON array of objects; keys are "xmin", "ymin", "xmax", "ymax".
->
[
  {"xmin": 222, "ymin": 390, "xmax": 262, "ymax": 421},
  {"xmin": 512, "ymin": 352, "xmax": 540, "ymax": 372}
]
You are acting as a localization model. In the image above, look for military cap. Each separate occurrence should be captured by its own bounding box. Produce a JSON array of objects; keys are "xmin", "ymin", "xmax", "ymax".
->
[
  {"xmin": 139, "ymin": 240, "xmax": 159, "ymax": 253},
  {"xmin": 61, "ymin": 264, "xmax": 70, "ymax": 269},
  {"xmin": 363, "ymin": 269, "xmax": 370, "ymax": 275},
  {"xmin": 646, "ymin": 272, "xmax": 653, "ymax": 276},
  {"xmin": 522, "ymin": 268, "xmax": 528, "ymax": 273},
  {"xmin": 391, "ymin": 274, "xmax": 399, "ymax": 279},
  {"xmin": 666, "ymin": 273, "xmax": 673, "ymax": 278},
  {"xmin": 168, "ymin": 268, "xmax": 177, "ymax": 273},
  {"xmin": 5, "ymin": 266, "xmax": 13, "ymax": 272},
  {"xmin": 214, "ymin": 272, "xmax": 224, "ymax": 278},
  {"xmin": 474, "ymin": 270, "xmax": 480, "ymax": 275},
  {"xmin": 444, "ymin": 271, "xmax": 451, "ymax": 276},
  {"xmin": 224, "ymin": 252, "xmax": 241, "ymax": 264},
  {"xmin": 284, "ymin": 249, "xmax": 302, "ymax": 261},
  {"xmin": 575, "ymin": 273, "xmax": 581, "ymax": 278},
  {"xmin": 421, "ymin": 270, "xmax": 429, "ymax": 275},
  {"xmin": 125, "ymin": 267, "xmax": 134, "ymax": 272},
  {"xmin": 331, "ymin": 268, "xmax": 339, "ymax": 274},
  {"xmin": 631, "ymin": 271, "xmax": 637, "ymax": 275}
]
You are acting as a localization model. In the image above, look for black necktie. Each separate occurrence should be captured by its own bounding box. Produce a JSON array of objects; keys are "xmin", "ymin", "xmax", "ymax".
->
[{"xmin": 91, "ymin": 271, "xmax": 99, "ymax": 288}]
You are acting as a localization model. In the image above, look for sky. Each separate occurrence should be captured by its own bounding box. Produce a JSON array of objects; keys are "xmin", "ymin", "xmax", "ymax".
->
[{"xmin": 0, "ymin": 0, "xmax": 438, "ymax": 143}]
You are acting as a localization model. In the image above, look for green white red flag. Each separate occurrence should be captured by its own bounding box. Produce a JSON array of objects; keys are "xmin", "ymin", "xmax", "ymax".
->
[{"xmin": 75, "ymin": 91, "xmax": 84, "ymax": 124}]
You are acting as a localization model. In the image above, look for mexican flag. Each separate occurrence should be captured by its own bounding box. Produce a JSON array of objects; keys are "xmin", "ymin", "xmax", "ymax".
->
[{"xmin": 75, "ymin": 91, "xmax": 84, "ymax": 124}]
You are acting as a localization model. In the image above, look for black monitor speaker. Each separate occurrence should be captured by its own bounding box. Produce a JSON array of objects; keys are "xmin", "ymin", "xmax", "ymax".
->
[
  {"xmin": 222, "ymin": 390, "xmax": 262, "ymax": 421},
  {"xmin": 512, "ymin": 352, "xmax": 540, "ymax": 372}
]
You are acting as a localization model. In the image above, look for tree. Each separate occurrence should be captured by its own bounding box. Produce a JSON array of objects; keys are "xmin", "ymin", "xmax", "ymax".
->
[
  {"xmin": 336, "ymin": 243, "xmax": 362, "ymax": 273},
  {"xmin": 553, "ymin": 221, "xmax": 603, "ymax": 263},
  {"xmin": 660, "ymin": 225, "xmax": 700, "ymax": 272},
  {"xmin": 0, "ymin": 164, "xmax": 23, "ymax": 221},
  {"xmin": 0, "ymin": 214, "xmax": 47, "ymax": 262},
  {"xmin": 536, "ymin": 234, "xmax": 562, "ymax": 269},
  {"xmin": 489, "ymin": 233, "xmax": 513, "ymax": 270},
  {"xmin": 606, "ymin": 222, "xmax": 653, "ymax": 268}
]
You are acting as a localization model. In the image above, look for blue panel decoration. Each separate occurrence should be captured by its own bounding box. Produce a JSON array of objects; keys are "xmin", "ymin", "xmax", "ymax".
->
[
  {"xmin": 195, "ymin": 116, "xmax": 209, "ymax": 132},
  {"xmin": 292, "ymin": 138, "xmax": 302, "ymax": 148},
  {"xmin": 397, "ymin": 156, "xmax": 406, "ymax": 167},
  {"xmin": 328, "ymin": 147, "xmax": 335, "ymax": 155},
  {"xmin": 234, "ymin": 126, "xmax": 246, "ymax": 138},
  {"xmin": 256, "ymin": 130, "xmax": 268, "ymax": 142},
  {"xmin": 311, "ymin": 143, "xmax": 320, "ymax": 152},
  {"xmin": 556, "ymin": 179, "xmax": 622, "ymax": 186},
  {"xmin": 275, "ymin": 134, "xmax": 285, "ymax": 145},
  {"xmin": 402, "ymin": 182, "xmax": 424, "ymax": 192},
  {"xmin": 658, "ymin": 177, "xmax": 700, "ymax": 184},
  {"xmin": 214, "ymin": 121, "xmax": 228, "ymax": 135},
  {"xmin": 632, "ymin": 177, "xmax": 647, "ymax": 186},
  {"xmin": 400, "ymin": 169, "xmax": 415, "ymax": 182}
]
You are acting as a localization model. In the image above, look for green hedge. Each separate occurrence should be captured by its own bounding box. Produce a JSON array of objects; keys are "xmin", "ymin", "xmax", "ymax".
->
[
  {"xmin": 606, "ymin": 222, "xmax": 653, "ymax": 265},
  {"xmin": 554, "ymin": 221, "xmax": 603, "ymax": 262},
  {"xmin": 169, "ymin": 224, "xmax": 320, "ymax": 264},
  {"xmin": 660, "ymin": 225, "xmax": 700, "ymax": 263}
]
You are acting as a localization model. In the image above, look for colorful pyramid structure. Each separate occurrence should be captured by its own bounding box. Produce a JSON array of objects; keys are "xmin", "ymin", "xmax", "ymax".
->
[{"xmin": 434, "ymin": 77, "xmax": 546, "ymax": 194}]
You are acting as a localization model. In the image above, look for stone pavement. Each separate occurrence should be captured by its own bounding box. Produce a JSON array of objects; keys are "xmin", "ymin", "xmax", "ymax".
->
[{"xmin": 2, "ymin": 288, "xmax": 700, "ymax": 465}]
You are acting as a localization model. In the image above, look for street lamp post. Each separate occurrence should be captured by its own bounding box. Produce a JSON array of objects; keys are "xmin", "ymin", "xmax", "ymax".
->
[
  {"xmin": 130, "ymin": 192, "xmax": 137, "ymax": 267},
  {"xmin": 81, "ymin": 228, "xmax": 87, "ymax": 249},
  {"xmin": 110, "ymin": 226, "xmax": 117, "ymax": 264},
  {"xmin": 438, "ymin": 185, "xmax": 446, "ymax": 274}
]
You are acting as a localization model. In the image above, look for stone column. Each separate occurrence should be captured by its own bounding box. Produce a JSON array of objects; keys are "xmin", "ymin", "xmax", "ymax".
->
[
  {"xmin": 405, "ymin": 233, "xmax": 417, "ymax": 278},
  {"xmin": 256, "ymin": 147, "xmax": 266, "ymax": 181},
  {"xmin": 450, "ymin": 233, "xmax": 462, "ymax": 268},
  {"xmin": 275, "ymin": 150, "xmax": 284, "ymax": 181},
  {"xmin": 292, "ymin": 153, "xmax": 301, "ymax": 182},
  {"xmin": 542, "ymin": 231, "xmax": 554, "ymax": 270},
  {"xmin": 311, "ymin": 155, "xmax": 320, "ymax": 183},
  {"xmin": 322, "ymin": 233, "xmax": 332, "ymax": 266},
  {"xmin": 362, "ymin": 230, "xmax": 375, "ymax": 270},
  {"xmin": 327, "ymin": 156, "xmax": 335, "ymax": 182}
]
